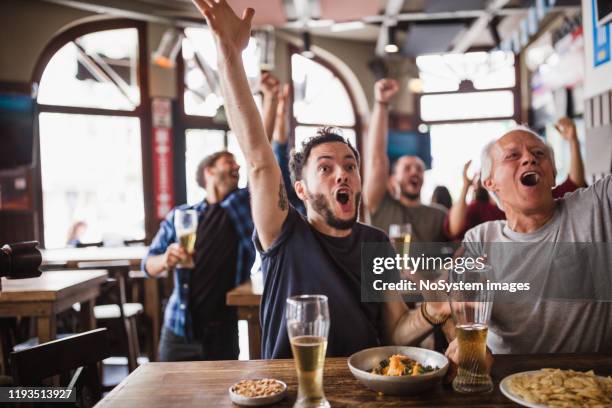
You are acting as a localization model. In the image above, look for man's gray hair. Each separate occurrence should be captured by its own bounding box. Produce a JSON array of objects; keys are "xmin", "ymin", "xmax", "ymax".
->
[{"xmin": 480, "ymin": 125, "xmax": 556, "ymax": 209}]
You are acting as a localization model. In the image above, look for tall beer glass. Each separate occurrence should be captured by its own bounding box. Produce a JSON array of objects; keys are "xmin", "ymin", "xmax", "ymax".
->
[
  {"xmin": 449, "ymin": 265, "xmax": 493, "ymax": 394},
  {"xmin": 286, "ymin": 295, "xmax": 330, "ymax": 408},
  {"xmin": 389, "ymin": 223, "xmax": 412, "ymax": 256},
  {"xmin": 174, "ymin": 209, "xmax": 197, "ymax": 268}
]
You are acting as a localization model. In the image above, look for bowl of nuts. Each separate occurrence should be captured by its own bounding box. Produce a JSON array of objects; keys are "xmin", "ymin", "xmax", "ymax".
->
[{"xmin": 229, "ymin": 378, "xmax": 287, "ymax": 406}]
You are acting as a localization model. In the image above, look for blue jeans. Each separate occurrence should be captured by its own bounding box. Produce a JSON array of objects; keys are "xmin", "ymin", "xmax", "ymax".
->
[{"xmin": 158, "ymin": 321, "xmax": 239, "ymax": 362}]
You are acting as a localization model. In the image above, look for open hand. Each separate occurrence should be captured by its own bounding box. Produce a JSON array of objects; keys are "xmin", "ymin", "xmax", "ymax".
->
[
  {"xmin": 555, "ymin": 117, "xmax": 577, "ymax": 142},
  {"xmin": 192, "ymin": 0, "xmax": 254, "ymax": 58},
  {"xmin": 374, "ymin": 78, "xmax": 400, "ymax": 104}
]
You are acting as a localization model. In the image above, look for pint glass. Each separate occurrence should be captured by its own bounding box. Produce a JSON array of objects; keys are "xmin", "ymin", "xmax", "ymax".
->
[
  {"xmin": 286, "ymin": 295, "xmax": 330, "ymax": 408},
  {"xmin": 389, "ymin": 223, "xmax": 412, "ymax": 256},
  {"xmin": 449, "ymin": 265, "xmax": 493, "ymax": 394},
  {"xmin": 174, "ymin": 209, "xmax": 197, "ymax": 268}
]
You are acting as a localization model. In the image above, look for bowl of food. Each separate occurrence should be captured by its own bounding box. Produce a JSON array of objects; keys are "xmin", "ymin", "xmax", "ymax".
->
[
  {"xmin": 229, "ymin": 378, "xmax": 287, "ymax": 406},
  {"xmin": 348, "ymin": 346, "xmax": 449, "ymax": 396}
]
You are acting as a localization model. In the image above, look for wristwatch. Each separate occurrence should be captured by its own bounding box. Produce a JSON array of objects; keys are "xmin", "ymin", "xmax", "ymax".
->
[{"xmin": 421, "ymin": 302, "xmax": 449, "ymax": 326}]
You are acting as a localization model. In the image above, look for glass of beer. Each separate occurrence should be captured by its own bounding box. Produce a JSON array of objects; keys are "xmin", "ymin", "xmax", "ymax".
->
[
  {"xmin": 389, "ymin": 223, "xmax": 412, "ymax": 256},
  {"xmin": 449, "ymin": 265, "xmax": 493, "ymax": 394},
  {"xmin": 174, "ymin": 209, "xmax": 197, "ymax": 268},
  {"xmin": 286, "ymin": 295, "xmax": 330, "ymax": 408}
]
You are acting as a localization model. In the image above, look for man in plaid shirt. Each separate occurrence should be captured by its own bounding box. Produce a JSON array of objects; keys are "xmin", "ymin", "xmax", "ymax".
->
[{"xmin": 143, "ymin": 151, "xmax": 254, "ymax": 361}]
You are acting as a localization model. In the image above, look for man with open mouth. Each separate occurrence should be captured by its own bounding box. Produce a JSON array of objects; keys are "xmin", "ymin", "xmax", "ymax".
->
[
  {"xmin": 452, "ymin": 126, "xmax": 612, "ymax": 356},
  {"xmin": 446, "ymin": 117, "xmax": 587, "ymax": 240},
  {"xmin": 190, "ymin": 0, "xmax": 453, "ymax": 360},
  {"xmin": 363, "ymin": 79, "xmax": 448, "ymax": 243}
]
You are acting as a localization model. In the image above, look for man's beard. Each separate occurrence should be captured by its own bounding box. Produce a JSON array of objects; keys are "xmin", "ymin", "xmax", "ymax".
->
[
  {"xmin": 309, "ymin": 192, "xmax": 361, "ymax": 230},
  {"xmin": 400, "ymin": 190, "xmax": 420, "ymax": 201}
]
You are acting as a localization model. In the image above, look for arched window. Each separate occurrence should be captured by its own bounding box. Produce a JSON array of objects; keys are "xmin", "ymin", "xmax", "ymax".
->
[
  {"xmin": 33, "ymin": 20, "xmax": 147, "ymax": 248},
  {"xmin": 179, "ymin": 27, "xmax": 261, "ymax": 205},
  {"xmin": 289, "ymin": 51, "xmax": 360, "ymax": 150}
]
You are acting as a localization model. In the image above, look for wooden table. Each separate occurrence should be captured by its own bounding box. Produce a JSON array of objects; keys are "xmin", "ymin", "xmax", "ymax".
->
[
  {"xmin": 0, "ymin": 270, "xmax": 107, "ymax": 343},
  {"xmin": 226, "ymin": 281, "xmax": 262, "ymax": 359},
  {"xmin": 42, "ymin": 247, "xmax": 148, "ymax": 269},
  {"xmin": 42, "ymin": 247, "xmax": 163, "ymax": 361},
  {"xmin": 96, "ymin": 353, "xmax": 612, "ymax": 407}
]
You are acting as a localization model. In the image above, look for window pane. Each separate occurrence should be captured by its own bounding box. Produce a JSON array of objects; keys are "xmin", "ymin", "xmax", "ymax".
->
[
  {"xmin": 39, "ymin": 113, "xmax": 144, "ymax": 248},
  {"xmin": 294, "ymin": 126, "xmax": 356, "ymax": 151},
  {"xmin": 183, "ymin": 27, "xmax": 261, "ymax": 116},
  {"xmin": 420, "ymin": 91, "xmax": 514, "ymax": 122},
  {"xmin": 292, "ymin": 54, "xmax": 355, "ymax": 126},
  {"xmin": 38, "ymin": 28, "xmax": 140, "ymax": 110},
  {"xmin": 417, "ymin": 51, "xmax": 515, "ymax": 93},
  {"xmin": 421, "ymin": 120, "xmax": 516, "ymax": 205},
  {"xmin": 185, "ymin": 129, "xmax": 226, "ymax": 204}
]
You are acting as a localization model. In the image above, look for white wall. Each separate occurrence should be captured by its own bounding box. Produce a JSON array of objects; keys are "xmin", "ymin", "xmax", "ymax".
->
[{"xmin": 0, "ymin": 0, "xmax": 95, "ymax": 82}]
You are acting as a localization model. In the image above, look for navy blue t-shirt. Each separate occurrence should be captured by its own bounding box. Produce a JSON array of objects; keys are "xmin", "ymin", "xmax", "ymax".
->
[{"xmin": 254, "ymin": 207, "xmax": 392, "ymax": 359}]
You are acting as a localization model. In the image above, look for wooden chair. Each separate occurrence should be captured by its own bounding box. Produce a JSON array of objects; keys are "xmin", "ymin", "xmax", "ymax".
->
[
  {"xmin": 11, "ymin": 328, "xmax": 110, "ymax": 407},
  {"xmin": 76, "ymin": 260, "xmax": 143, "ymax": 373}
]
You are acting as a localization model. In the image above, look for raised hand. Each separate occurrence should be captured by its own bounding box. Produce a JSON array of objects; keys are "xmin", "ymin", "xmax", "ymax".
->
[
  {"xmin": 260, "ymin": 72, "xmax": 280, "ymax": 100},
  {"xmin": 191, "ymin": 0, "xmax": 254, "ymax": 58},
  {"xmin": 462, "ymin": 160, "xmax": 473, "ymax": 188},
  {"xmin": 555, "ymin": 117, "xmax": 577, "ymax": 142},
  {"xmin": 374, "ymin": 78, "xmax": 400, "ymax": 104},
  {"xmin": 276, "ymin": 84, "xmax": 290, "ymax": 116}
]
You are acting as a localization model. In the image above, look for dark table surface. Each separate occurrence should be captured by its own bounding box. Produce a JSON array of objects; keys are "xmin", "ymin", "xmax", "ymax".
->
[{"xmin": 96, "ymin": 352, "xmax": 612, "ymax": 407}]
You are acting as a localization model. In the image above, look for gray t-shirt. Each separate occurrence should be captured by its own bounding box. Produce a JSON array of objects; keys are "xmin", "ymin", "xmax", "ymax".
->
[
  {"xmin": 464, "ymin": 175, "xmax": 612, "ymax": 354},
  {"xmin": 370, "ymin": 192, "xmax": 448, "ymax": 242}
]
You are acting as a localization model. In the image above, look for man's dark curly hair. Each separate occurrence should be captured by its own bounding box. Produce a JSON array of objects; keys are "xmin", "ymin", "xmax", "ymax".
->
[{"xmin": 289, "ymin": 127, "xmax": 360, "ymax": 185}]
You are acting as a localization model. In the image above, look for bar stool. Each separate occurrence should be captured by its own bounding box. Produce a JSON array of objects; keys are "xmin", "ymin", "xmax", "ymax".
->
[{"xmin": 76, "ymin": 260, "xmax": 142, "ymax": 373}]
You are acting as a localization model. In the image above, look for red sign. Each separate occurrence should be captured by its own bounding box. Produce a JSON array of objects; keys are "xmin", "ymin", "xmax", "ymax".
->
[{"xmin": 151, "ymin": 98, "xmax": 174, "ymax": 219}]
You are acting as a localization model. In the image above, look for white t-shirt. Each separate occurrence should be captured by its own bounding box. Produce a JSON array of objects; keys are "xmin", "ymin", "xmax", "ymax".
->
[{"xmin": 464, "ymin": 175, "xmax": 612, "ymax": 354}]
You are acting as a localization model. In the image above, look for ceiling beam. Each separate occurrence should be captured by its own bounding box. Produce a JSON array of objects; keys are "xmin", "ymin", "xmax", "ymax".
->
[
  {"xmin": 43, "ymin": 0, "xmax": 202, "ymax": 27},
  {"xmin": 375, "ymin": 0, "xmax": 405, "ymax": 56},
  {"xmin": 451, "ymin": 0, "xmax": 511, "ymax": 53}
]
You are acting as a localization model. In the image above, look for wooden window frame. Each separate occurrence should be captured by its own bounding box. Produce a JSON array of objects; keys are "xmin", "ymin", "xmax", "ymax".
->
[{"xmin": 30, "ymin": 18, "xmax": 154, "ymax": 245}]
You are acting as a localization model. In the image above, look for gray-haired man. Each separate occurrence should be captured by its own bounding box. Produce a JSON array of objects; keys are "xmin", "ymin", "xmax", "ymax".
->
[{"xmin": 454, "ymin": 126, "xmax": 612, "ymax": 355}]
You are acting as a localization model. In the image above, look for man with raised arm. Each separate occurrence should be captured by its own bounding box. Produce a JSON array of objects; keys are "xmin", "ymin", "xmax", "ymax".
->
[
  {"xmin": 191, "ymin": 0, "xmax": 451, "ymax": 359},
  {"xmin": 363, "ymin": 79, "xmax": 447, "ymax": 242},
  {"xmin": 449, "ymin": 126, "xmax": 612, "ymax": 356},
  {"xmin": 446, "ymin": 117, "xmax": 587, "ymax": 240}
]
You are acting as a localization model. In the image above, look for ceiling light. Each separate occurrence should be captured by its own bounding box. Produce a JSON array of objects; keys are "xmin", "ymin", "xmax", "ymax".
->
[
  {"xmin": 384, "ymin": 43, "xmax": 399, "ymax": 53},
  {"xmin": 385, "ymin": 26, "xmax": 399, "ymax": 54},
  {"xmin": 152, "ymin": 28, "xmax": 184, "ymax": 69},
  {"xmin": 301, "ymin": 31, "xmax": 315, "ymax": 58}
]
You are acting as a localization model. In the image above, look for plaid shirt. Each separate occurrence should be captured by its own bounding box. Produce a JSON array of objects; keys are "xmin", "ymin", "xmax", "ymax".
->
[{"xmin": 142, "ymin": 188, "xmax": 254, "ymax": 339}]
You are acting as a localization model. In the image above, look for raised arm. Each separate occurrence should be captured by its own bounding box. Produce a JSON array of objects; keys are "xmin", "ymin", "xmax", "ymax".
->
[
  {"xmin": 192, "ymin": 0, "xmax": 287, "ymax": 250},
  {"xmin": 273, "ymin": 84, "xmax": 290, "ymax": 145},
  {"xmin": 555, "ymin": 117, "xmax": 587, "ymax": 188},
  {"xmin": 447, "ymin": 161, "xmax": 472, "ymax": 239},
  {"xmin": 260, "ymin": 72, "xmax": 280, "ymax": 142},
  {"xmin": 363, "ymin": 79, "xmax": 399, "ymax": 214}
]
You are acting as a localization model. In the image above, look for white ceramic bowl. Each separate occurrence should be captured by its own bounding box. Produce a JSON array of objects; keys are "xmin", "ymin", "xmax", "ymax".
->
[
  {"xmin": 228, "ymin": 379, "xmax": 287, "ymax": 407},
  {"xmin": 348, "ymin": 346, "xmax": 449, "ymax": 396}
]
